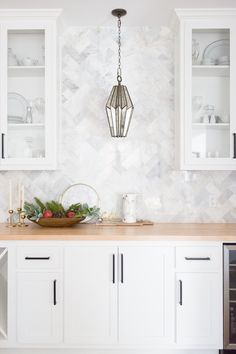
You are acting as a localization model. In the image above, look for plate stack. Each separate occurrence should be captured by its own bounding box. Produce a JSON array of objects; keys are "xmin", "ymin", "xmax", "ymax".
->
[{"xmin": 8, "ymin": 115, "xmax": 24, "ymax": 124}]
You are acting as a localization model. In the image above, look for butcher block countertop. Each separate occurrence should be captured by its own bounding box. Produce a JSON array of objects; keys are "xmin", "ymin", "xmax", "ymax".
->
[{"xmin": 0, "ymin": 223, "xmax": 236, "ymax": 241}]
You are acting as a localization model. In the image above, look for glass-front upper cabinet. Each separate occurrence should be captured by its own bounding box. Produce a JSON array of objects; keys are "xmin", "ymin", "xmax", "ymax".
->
[
  {"xmin": 175, "ymin": 9, "xmax": 236, "ymax": 170},
  {"xmin": 0, "ymin": 10, "xmax": 61, "ymax": 170}
]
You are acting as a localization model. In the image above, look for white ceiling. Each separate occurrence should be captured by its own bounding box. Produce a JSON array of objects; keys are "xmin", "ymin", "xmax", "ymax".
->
[{"xmin": 0, "ymin": 0, "xmax": 235, "ymax": 27}]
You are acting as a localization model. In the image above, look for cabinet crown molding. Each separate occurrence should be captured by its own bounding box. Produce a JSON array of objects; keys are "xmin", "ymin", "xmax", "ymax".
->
[
  {"xmin": 175, "ymin": 8, "xmax": 236, "ymax": 19},
  {"xmin": 0, "ymin": 9, "xmax": 62, "ymax": 20}
]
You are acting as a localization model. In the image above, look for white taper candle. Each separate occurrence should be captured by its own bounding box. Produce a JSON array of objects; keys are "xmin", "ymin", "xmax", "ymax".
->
[
  {"xmin": 18, "ymin": 183, "xmax": 21, "ymax": 209},
  {"xmin": 9, "ymin": 180, "xmax": 12, "ymax": 210},
  {"xmin": 21, "ymin": 185, "xmax": 24, "ymax": 210}
]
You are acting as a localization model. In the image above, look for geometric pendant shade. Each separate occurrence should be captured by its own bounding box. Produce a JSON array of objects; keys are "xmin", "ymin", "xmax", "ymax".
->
[{"xmin": 106, "ymin": 84, "xmax": 134, "ymax": 137}]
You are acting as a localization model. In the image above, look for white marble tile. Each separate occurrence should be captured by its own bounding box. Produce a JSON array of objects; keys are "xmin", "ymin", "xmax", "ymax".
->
[{"xmin": 0, "ymin": 26, "xmax": 236, "ymax": 222}]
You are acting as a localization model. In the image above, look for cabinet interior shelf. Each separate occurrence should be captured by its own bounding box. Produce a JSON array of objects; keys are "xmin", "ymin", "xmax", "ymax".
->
[
  {"xmin": 192, "ymin": 65, "xmax": 230, "ymax": 77},
  {"xmin": 0, "ymin": 327, "xmax": 7, "ymax": 339},
  {"xmin": 8, "ymin": 66, "xmax": 45, "ymax": 69},
  {"xmin": 0, "ymin": 249, "xmax": 7, "ymax": 262},
  {"xmin": 8, "ymin": 123, "xmax": 44, "ymax": 127},
  {"xmin": 192, "ymin": 123, "xmax": 230, "ymax": 128}
]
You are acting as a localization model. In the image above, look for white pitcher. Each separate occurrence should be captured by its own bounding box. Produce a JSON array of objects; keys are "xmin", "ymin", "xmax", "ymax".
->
[{"xmin": 122, "ymin": 193, "xmax": 138, "ymax": 223}]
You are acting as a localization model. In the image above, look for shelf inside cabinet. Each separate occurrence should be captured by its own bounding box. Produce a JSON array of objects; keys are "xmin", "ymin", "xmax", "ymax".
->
[
  {"xmin": 8, "ymin": 66, "xmax": 45, "ymax": 70},
  {"xmin": 8, "ymin": 123, "xmax": 44, "ymax": 128},
  {"xmin": 192, "ymin": 123, "xmax": 230, "ymax": 128},
  {"xmin": 8, "ymin": 66, "xmax": 45, "ymax": 78},
  {"xmin": 192, "ymin": 65, "xmax": 230, "ymax": 77}
]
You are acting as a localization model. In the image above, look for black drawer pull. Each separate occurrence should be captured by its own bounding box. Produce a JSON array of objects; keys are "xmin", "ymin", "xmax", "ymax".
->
[
  {"xmin": 1, "ymin": 133, "xmax": 5, "ymax": 159},
  {"xmin": 179, "ymin": 280, "xmax": 183, "ymax": 305},
  {"xmin": 53, "ymin": 280, "xmax": 57, "ymax": 305},
  {"xmin": 184, "ymin": 257, "xmax": 211, "ymax": 261},
  {"xmin": 25, "ymin": 256, "xmax": 50, "ymax": 260},
  {"xmin": 121, "ymin": 253, "xmax": 124, "ymax": 283},
  {"xmin": 112, "ymin": 254, "xmax": 115, "ymax": 284},
  {"xmin": 233, "ymin": 133, "xmax": 236, "ymax": 159}
]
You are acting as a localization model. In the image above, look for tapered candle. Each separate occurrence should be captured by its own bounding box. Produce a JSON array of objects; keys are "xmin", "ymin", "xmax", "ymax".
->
[
  {"xmin": 18, "ymin": 183, "xmax": 21, "ymax": 209},
  {"xmin": 9, "ymin": 180, "xmax": 12, "ymax": 210},
  {"xmin": 21, "ymin": 185, "xmax": 24, "ymax": 210}
]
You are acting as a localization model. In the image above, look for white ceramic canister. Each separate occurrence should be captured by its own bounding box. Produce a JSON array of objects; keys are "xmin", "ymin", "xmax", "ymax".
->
[{"xmin": 122, "ymin": 193, "xmax": 138, "ymax": 223}]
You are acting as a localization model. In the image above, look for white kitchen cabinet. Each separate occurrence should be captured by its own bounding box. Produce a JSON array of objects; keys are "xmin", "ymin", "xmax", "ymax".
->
[
  {"xmin": 0, "ymin": 241, "xmax": 223, "ymax": 350},
  {"xmin": 176, "ymin": 272, "xmax": 222, "ymax": 348},
  {"xmin": 175, "ymin": 245, "xmax": 222, "ymax": 348},
  {"xmin": 0, "ymin": 10, "xmax": 61, "ymax": 170},
  {"xmin": 175, "ymin": 9, "xmax": 236, "ymax": 170},
  {"xmin": 17, "ymin": 272, "xmax": 62, "ymax": 343},
  {"xmin": 0, "ymin": 248, "xmax": 7, "ymax": 340},
  {"xmin": 64, "ymin": 246, "xmax": 118, "ymax": 345},
  {"xmin": 118, "ymin": 246, "xmax": 174, "ymax": 345}
]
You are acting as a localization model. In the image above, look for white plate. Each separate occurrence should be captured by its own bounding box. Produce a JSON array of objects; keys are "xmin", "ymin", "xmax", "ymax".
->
[
  {"xmin": 8, "ymin": 92, "xmax": 28, "ymax": 121},
  {"xmin": 59, "ymin": 183, "xmax": 100, "ymax": 223},
  {"xmin": 202, "ymin": 39, "xmax": 230, "ymax": 65}
]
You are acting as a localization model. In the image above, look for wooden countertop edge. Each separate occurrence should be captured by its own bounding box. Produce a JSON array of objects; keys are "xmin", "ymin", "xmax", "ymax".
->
[
  {"xmin": 0, "ymin": 223, "xmax": 236, "ymax": 240},
  {"xmin": 0, "ymin": 235, "xmax": 235, "ymax": 241}
]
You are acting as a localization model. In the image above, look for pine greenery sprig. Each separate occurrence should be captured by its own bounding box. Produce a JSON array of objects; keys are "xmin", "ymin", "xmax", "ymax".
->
[{"xmin": 24, "ymin": 197, "xmax": 100, "ymax": 221}]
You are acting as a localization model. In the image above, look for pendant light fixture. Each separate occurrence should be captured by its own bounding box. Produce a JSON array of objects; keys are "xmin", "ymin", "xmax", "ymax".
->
[{"xmin": 106, "ymin": 9, "xmax": 134, "ymax": 138}]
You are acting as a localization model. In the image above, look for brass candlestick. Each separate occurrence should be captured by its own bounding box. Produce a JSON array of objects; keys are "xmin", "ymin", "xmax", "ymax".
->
[
  {"xmin": 20, "ymin": 212, "xmax": 28, "ymax": 227},
  {"xmin": 17, "ymin": 208, "xmax": 22, "ymax": 227},
  {"xmin": 7, "ymin": 209, "xmax": 16, "ymax": 227}
]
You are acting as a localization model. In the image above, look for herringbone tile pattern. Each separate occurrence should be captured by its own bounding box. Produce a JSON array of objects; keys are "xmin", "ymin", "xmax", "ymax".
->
[{"xmin": 0, "ymin": 26, "xmax": 236, "ymax": 222}]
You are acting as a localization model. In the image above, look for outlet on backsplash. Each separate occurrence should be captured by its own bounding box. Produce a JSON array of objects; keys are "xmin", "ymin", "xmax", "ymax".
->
[{"xmin": 209, "ymin": 195, "xmax": 218, "ymax": 208}]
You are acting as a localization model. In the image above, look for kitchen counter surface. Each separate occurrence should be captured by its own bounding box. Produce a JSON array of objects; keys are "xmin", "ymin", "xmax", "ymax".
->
[{"xmin": 0, "ymin": 223, "xmax": 236, "ymax": 241}]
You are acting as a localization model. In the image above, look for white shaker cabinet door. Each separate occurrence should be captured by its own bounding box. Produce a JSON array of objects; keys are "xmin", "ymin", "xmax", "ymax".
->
[
  {"xmin": 64, "ymin": 246, "xmax": 118, "ymax": 345},
  {"xmin": 17, "ymin": 272, "xmax": 62, "ymax": 343},
  {"xmin": 118, "ymin": 246, "xmax": 174, "ymax": 345},
  {"xmin": 176, "ymin": 272, "xmax": 222, "ymax": 348}
]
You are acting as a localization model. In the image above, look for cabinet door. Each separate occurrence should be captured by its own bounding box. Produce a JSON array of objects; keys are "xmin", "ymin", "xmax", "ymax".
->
[
  {"xmin": 17, "ymin": 272, "xmax": 62, "ymax": 343},
  {"xmin": 64, "ymin": 246, "xmax": 117, "ymax": 345},
  {"xmin": 176, "ymin": 11, "xmax": 236, "ymax": 170},
  {"xmin": 118, "ymin": 246, "xmax": 174, "ymax": 345},
  {"xmin": 176, "ymin": 272, "xmax": 222, "ymax": 348},
  {"xmin": 0, "ymin": 20, "xmax": 57, "ymax": 170}
]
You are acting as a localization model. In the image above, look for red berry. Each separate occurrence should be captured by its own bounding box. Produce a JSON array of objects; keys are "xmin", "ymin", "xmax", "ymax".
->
[
  {"xmin": 67, "ymin": 211, "xmax": 76, "ymax": 218},
  {"xmin": 43, "ymin": 210, "xmax": 53, "ymax": 218}
]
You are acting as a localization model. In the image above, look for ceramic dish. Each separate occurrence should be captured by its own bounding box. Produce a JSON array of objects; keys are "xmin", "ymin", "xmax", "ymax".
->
[
  {"xmin": 202, "ymin": 39, "xmax": 230, "ymax": 65},
  {"xmin": 8, "ymin": 115, "xmax": 25, "ymax": 124},
  {"xmin": 8, "ymin": 92, "xmax": 28, "ymax": 121}
]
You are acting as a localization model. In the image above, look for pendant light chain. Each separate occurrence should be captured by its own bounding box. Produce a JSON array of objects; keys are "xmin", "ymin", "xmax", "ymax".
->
[
  {"xmin": 106, "ymin": 9, "xmax": 134, "ymax": 137},
  {"xmin": 117, "ymin": 16, "xmax": 122, "ymax": 83}
]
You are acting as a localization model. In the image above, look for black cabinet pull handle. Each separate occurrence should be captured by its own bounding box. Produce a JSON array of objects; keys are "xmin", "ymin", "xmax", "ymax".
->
[
  {"xmin": 112, "ymin": 254, "xmax": 115, "ymax": 284},
  {"xmin": 233, "ymin": 133, "xmax": 236, "ymax": 158},
  {"xmin": 121, "ymin": 253, "xmax": 124, "ymax": 283},
  {"xmin": 25, "ymin": 256, "xmax": 50, "ymax": 260},
  {"xmin": 53, "ymin": 280, "xmax": 57, "ymax": 305},
  {"xmin": 179, "ymin": 280, "xmax": 183, "ymax": 306},
  {"xmin": 184, "ymin": 257, "xmax": 211, "ymax": 261},
  {"xmin": 1, "ymin": 133, "xmax": 5, "ymax": 159}
]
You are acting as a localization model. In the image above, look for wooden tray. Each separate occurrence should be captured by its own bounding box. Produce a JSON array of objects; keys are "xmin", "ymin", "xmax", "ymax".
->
[
  {"xmin": 29, "ymin": 217, "xmax": 85, "ymax": 227},
  {"xmin": 97, "ymin": 220, "xmax": 153, "ymax": 227}
]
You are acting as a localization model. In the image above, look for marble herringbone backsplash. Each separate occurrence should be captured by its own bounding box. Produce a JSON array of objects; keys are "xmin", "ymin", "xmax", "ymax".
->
[{"xmin": 1, "ymin": 26, "xmax": 236, "ymax": 222}]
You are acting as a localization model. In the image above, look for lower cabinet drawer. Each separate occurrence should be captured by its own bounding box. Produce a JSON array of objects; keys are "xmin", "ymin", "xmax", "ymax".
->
[
  {"xmin": 176, "ymin": 246, "xmax": 220, "ymax": 271},
  {"xmin": 17, "ymin": 246, "xmax": 62, "ymax": 269}
]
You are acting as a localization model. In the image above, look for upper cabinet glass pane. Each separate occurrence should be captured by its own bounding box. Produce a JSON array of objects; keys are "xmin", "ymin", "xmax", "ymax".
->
[
  {"xmin": 7, "ymin": 29, "xmax": 45, "ymax": 159},
  {"xmin": 191, "ymin": 29, "xmax": 230, "ymax": 159}
]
